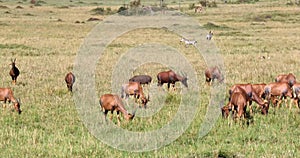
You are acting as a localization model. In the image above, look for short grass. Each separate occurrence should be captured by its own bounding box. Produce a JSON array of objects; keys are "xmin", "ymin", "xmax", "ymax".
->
[{"xmin": 0, "ymin": 0, "xmax": 300, "ymax": 157}]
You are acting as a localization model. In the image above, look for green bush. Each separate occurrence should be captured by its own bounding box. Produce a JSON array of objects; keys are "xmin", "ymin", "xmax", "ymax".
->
[{"xmin": 189, "ymin": 3, "xmax": 195, "ymax": 10}]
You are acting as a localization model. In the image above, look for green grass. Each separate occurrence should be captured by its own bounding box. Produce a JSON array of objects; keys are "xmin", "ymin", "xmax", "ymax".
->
[{"xmin": 0, "ymin": 0, "xmax": 300, "ymax": 157}]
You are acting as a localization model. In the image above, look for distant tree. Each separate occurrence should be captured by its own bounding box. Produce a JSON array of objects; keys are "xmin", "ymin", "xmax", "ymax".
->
[{"xmin": 130, "ymin": 0, "xmax": 141, "ymax": 8}]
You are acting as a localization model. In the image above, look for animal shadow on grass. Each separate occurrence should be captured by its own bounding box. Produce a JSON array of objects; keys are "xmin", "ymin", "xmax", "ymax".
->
[
  {"xmin": 229, "ymin": 111, "xmax": 254, "ymax": 127},
  {"xmin": 15, "ymin": 81, "xmax": 26, "ymax": 87}
]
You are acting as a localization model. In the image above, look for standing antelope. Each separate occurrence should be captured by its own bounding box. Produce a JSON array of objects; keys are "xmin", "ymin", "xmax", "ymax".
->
[
  {"xmin": 205, "ymin": 66, "xmax": 223, "ymax": 85},
  {"xmin": 65, "ymin": 72, "xmax": 75, "ymax": 92},
  {"xmin": 263, "ymin": 82, "xmax": 293, "ymax": 109},
  {"xmin": 157, "ymin": 70, "xmax": 188, "ymax": 90},
  {"xmin": 0, "ymin": 88, "xmax": 21, "ymax": 114},
  {"xmin": 99, "ymin": 94, "xmax": 135, "ymax": 126},
  {"xmin": 9, "ymin": 58, "xmax": 20, "ymax": 85}
]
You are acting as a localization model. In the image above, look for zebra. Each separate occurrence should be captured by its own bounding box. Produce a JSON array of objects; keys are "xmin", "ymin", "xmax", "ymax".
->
[
  {"xmin": 206, "ymin": 31, "xmax": 213, "ymax": 40},
  {"xmin": 180, "ymin": 38, "xmax": 197, "ymax": 47}
]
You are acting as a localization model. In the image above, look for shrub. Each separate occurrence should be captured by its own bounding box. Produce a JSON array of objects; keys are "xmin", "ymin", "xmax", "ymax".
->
[
  {"xmin": 189, "ymin": 3, "xmax": 195, "ymax": 10},
  {"xmin": 91, "ymin": 7, "xmax": 105, "ymax": 15},
  {"xmin": 199, "ymin": 0, "xmax": 207, "ymax": 7},
  {"xmin": 117, "ymin": 6, "xmax": 128, "ymax": 15}
]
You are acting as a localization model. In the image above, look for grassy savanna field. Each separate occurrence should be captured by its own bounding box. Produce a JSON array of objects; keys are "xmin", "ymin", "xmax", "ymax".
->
[{"xmin": 0, "ymin": 0, "xmax": 300, "ymax": 157}]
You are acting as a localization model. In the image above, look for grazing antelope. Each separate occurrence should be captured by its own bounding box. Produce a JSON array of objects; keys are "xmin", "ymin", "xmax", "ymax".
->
[
  {"xmin": 121, "ymin": 82, "xmax": 149, "ymax": 108},
  {"xmin": 129, "ymin": 75, "xmax": 152, "ymax": 85},
  {"xmin": 0, "ymin": 88, "xmax": 21, "ymax": 114},
  {"xmin": 275, "ymin": 73, "xmax": 296, "ymax": 88},
  {"xmin": 99, "ymin": 94, "xmax": 135, "ymax": 126},
  {"xmin": 206, "ymin": 31, "xmax": 213, "ymax": 40},
  {"xmin": 227, "ymin": 87, "xmax": 249, "ymax": 120},
  {"xmin": 65, "ymin": 72, "xmax": 75, "ymax": 92},
  {"xmin": 251, "ymin": 83, "xmax": 267, "ymax": 98},
  {"xmin": 221, "ymin": 105, "xmax": 230, "ymax": 118},
  {"xmin": 229, "ymin": 84, "xmax": 269, "ymax": 115},
  {"xmin": 263, "ymin": 82, "xmax": 293, "ymax": 109},
  {"xmin": 180, "ymin": 38, "xmax": 197, "ymax": 47},
  {"xmin": 9, "ymin": 58, "xmax": 20, "ymax": 85},
  {"xmin": 205, "ymin": 66, "xmax": 223, "ymax": 85},
  {"xmin": 157, "ymin": 70, "xmax": 188, "ymax": 90}
]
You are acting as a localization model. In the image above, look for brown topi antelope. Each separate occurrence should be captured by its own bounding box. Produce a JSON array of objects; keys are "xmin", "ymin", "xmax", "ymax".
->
[
  {"xmin": 251, "ymin": 83, "xmax": 267, "ymax": 98},
  {"xmin": 65, "ymin": 72, "xmax": 75, "ymax": 92},
  {"xmin": 99, "ymin": 94, "xmax": 136, "ymax": 126},
  {"xmin": 229, "ymin": 83, "xmax": 269, "ymax": 115},
  {"xmin": 205, "ymin": 66, "xmax": 223, "ymax": 85},
  {"xmin": 157, "ymin": 70, "xmax": 188, "ymax": 90},
  {"xmin": 275, "ymin": 73, "xmax": 296, "ymax": 88},
  {"xmin": 9, "ymin": 58, "xmax": 20, "ymax": 85},
  {"xmin": 263, "ymin": 82, "xmax": 293, "ymax": 109},
  {"xmin": 221, "ymin": 105, "xmax": 230, "ymax": 118},
  {"xmin": 129, "ymin": 75, "xmax": 152, "ymax": 85},
  {"xmin": 227, "ymin": 87, "xmax": 249, "ymax": 120},
  {"xmin": 0, "ymin": 88, "xmax": 21, "ymax": 114},
  {"xmin": 121, "ymin": 82, "xmax": 149, "ymax": 108}
]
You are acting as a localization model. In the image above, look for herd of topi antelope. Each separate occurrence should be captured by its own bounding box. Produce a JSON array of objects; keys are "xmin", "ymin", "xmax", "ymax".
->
[
  {"xmin": 65, "ymin": 65, "xmax": 300, "ymax": 126},
  {"xmin": 4, "ymin": 57, "xmax": 298, "ymax": 125},
  {"xmin": 213, "ymin": 69, "xmax": 300, "ymax": 121},
  {"xmin": 65, "ymin": 69, "xmax": 188, "ymax": 126}
]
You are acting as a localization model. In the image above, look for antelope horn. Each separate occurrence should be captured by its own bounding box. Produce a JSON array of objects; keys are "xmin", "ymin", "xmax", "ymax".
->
[{"xmin": 131, "ymin": 107, "xmax": 138, "ymax": 119}]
